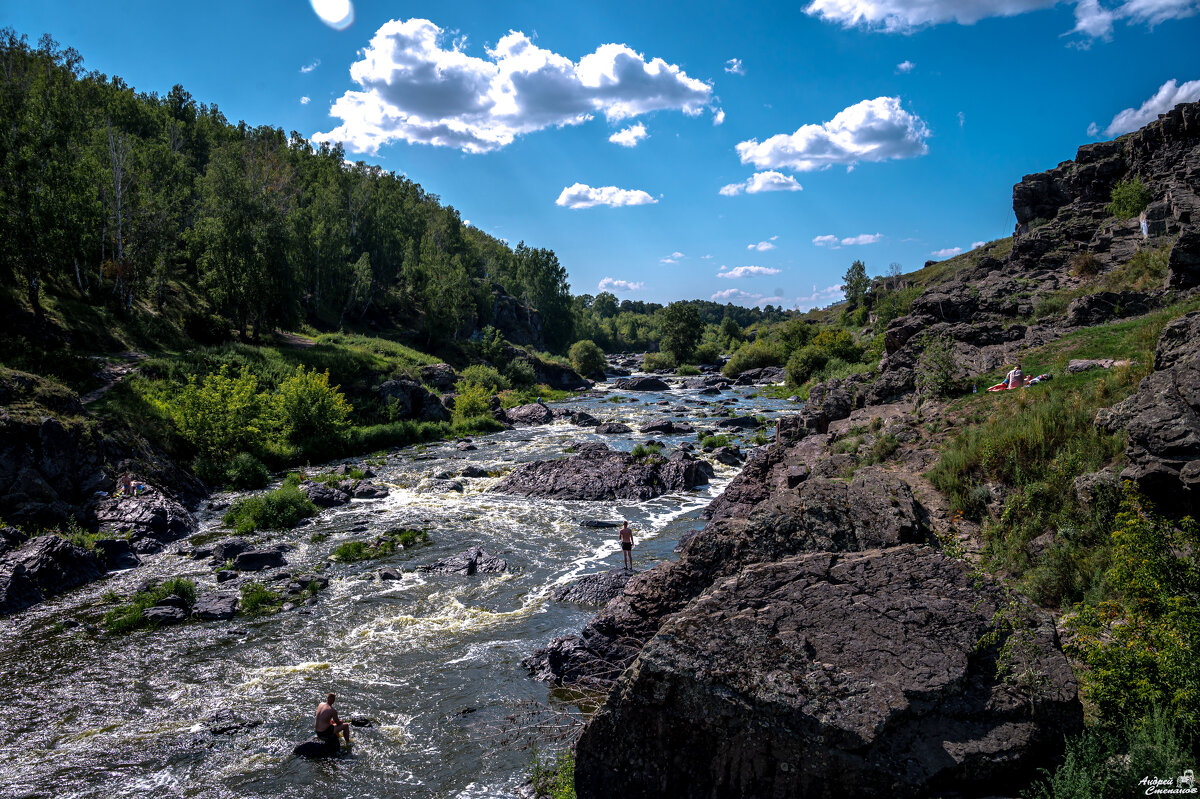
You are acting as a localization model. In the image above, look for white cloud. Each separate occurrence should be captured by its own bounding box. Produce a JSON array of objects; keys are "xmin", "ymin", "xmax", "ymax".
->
[
  {"xmin": 598, "ymin": 277, "xmax": 645, "ymax": 292},
  {"xmin": 971, "ymin": 240, "xmax": 987, "ymax": 249},
  {"xmin": 701, "ymin": 254, "xmax": 714, "ymax": 259},
  {"xmin": 659, "ymin": 251, "xmax": 686, "ymax": 264},
  {"xmin": 1087, "ymin": 121, "xmax": 1101, "ymax": 136},
  {"xmin": 736, "ymin": 96, "xmax": 929, "ymax": 172},
  {"xmin": 713, "ymin": 108, "xmax": 726, "ymax": 126},
  {"xmin": 931, "ymin": 246, "xmax": 963, "ymax": 258},
  {"xmin": 719, "ymin": 170, "xmax": 803, "ymax": 196},
  {"xmin": 794, "ymin": 283, "xmax": 845, "ymax": 310},
  {"xmin": 300, "ymin": 96, "xmax": 311, "ymax": 105},
  {"xmin": 311, "ymin": 0, "xmax": 354, "ymax": 30},
  {"xmin": 957, "ymin": 110, "xmax": 966, "ymax": 127},
  {"xmin": 609, "ymin": 123, "xmax": 649, "ymax": 147},
  {"xmin": 813, "ymin": 232, "xmax": 882, "ymax": 248},
  {"xmin": 804, "ymin": 0, "xmax": 1199, "ymax": 37},
  {"xmin": 717, "ymin": 265, "xmax": 782, "ymax": 278},
  {"xmin": 300, "ymin": 59, "xmax": 322, "ymax": 74},
  {"xmin": 813, "ymin": 234, "xmax": 842, "ymax": 248},
  {"xmin": 556, "ymin": 183, "xmax": 657, "ymax": 209},
  {"xmin": 712, "ymin": 288, "xmax": 763, "ymax": 302},
  {"xmin": 896, "ymin": 60, "xmax": 915, "ymax": 72},
  {"xmin": 1101, "ymin": 78, "xmax": 1200, "ymax": 136},
  {"xmin": 725, "ymin": 58, "xmax": 745, "ymax": 75},
  {"xmin": 314, "ymin": 18, "xmax": 713, "ymax": 153},
  {"xmin": 747, "ymin": 236, "xmax": 779, "ymax": 252}
]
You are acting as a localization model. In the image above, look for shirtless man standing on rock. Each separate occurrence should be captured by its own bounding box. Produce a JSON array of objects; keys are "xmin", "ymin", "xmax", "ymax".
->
[{"xmin": 315, "ymin": 693, "xmax": 350, "ymax": 747}]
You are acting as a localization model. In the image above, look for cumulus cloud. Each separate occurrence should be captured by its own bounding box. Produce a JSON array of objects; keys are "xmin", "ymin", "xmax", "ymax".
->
[
  {"xmin": 931, "ymin": 246, "xmax": 963, "ymax": 258},
  {"xmin": 971, "ymin": 240, "xmax": 988, "ymax": 249},
  {"xmin": 713, "ymin": 108, "xmax": 726, "ymax": 126},
  {"xmin": 794, "ymin": 283, "xmax": 845, "ymax": 310},
  {"xmin": 598, "ymin": 277, "xmax": 644, "ymax": 292},
  {"xmin": 701, "ymin": 254, "xmax": 714, "ymax": 259},
  {"xmin": 725, "ymin": 58, "xmax": 745, "ymax": 75},
  {"xmin": 556, "ymin": 183, "xmax": 657, "ymax": 209},
  {"xmin": 747, "ymin": 236, "xmax": 779, "ymax": 252},
  {"xmin": 300, "ymin": 59, "xmax": 322, "ymax": 74},
  {"xmin": 896, "ymin": 60, "xmax": 915, "ymax": 72},
  {"xmin": 1100, "ymin": 78, "xmax": 1200, "ymax": 136},
  {"xmin": 813, "ymin": 232, "xmax": 882, "ymax": 248},
  {"xmin": 717, "ymin": 265, "xmax": 782, "ymax": 278},
  {"xmin": 804, "ymin": 0, "xmax": 1198, "ymax": 37},
  {"xmin": 609, "ymin": 123, "xmax": 649, "ymax": 147},
  {"xmin": 719, "ymin": 170, "xmax": 803, "ymax": 196},
  {"xmin": 735, "ymin": 96, "xmax": 929, "ymax": 173},
  {"xmin": 660, "ymin": 251, "xmax": 686, "ymax": 264},
  {"xmin": 313, "ymin": 18, "xmax": 713, "ymax": 153},
  {"xmin": 712, "ymin": 288, "xmax": 763, "ymax": 302},
  {"xmin": 301, "ymin": 96, "xmax": 311, "ymax": 105}
]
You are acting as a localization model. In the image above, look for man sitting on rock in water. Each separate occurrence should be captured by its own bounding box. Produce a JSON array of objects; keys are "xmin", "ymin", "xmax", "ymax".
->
[
  {"xmin": 618, "ymin": 521, "xmax": 635, "ymax": 571},
  {"xmin": 315, "ymin": 692, "xmax": 350, "ymax": 748}
]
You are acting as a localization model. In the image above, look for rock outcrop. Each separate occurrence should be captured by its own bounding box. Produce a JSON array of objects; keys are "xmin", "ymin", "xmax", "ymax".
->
[
  {"xmin": 1097, "ymin": 310, "xmax": 1200, "ymax": 516},
  {"xmin": 376, "ymin": 378, "xmax": 451, "ymax": 422},
  {"xmin": 91, "ymin": 489, "xmax": 196, "ymax": 545},
  {"xmin": 0, "ymin": 535, "xmax": 103, "ymax": 615},
  {"xmin": 613, "ymin": 377, "xmax": 670, "ymax": 391},
  {"xmin": 492, "ymin": 447, "xmax": 714, "ymax": 502},
  {"xmin": 574, "ymin": 546, "xmax": 1082, "ymax": 799},
  {"xmin": 551, "ymin": 569, "xmax": 633, "ymax": 605},
  {"xmin": 419, "ymin": 546, "xmax": 507, "ymax": 575}
]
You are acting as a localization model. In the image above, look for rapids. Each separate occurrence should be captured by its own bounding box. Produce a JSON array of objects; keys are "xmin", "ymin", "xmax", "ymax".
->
[{"xmin": 0, "ymin": 383, "xmax": 792, "ymax": 798}]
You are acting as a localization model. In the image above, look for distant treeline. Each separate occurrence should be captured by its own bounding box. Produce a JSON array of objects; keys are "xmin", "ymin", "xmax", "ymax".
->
[{"xmin": 0, "ymin": 30, "xmax": 573, "ymax": 349}]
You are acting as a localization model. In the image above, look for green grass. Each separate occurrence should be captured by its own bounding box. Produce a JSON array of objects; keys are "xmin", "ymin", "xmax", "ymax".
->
[
  {"xmin": 698, "ymin": 434, "xmax": 730, "ymax": 449},
  {"xmin": 239, "ymin": 582, "xmax": 282, "ymax": 615},
  {"xmin": 498, "ymin": 386, "xmax": 577, "ymax": 408},
  {"xmin": 331, "ymin": 528, "xmax": 429, "ymax": 562},
  {"xmin": 530, "ymin": 749, "xmax": 576, "ymax": 799},
  {"xmin": 223, "ymin": 484, "xmax": 318, "ymax": 535},
  {"xmin": 630, "ymin": 442, "xmax": 665, "ymax": 459},
  {"xmin": 103, "ymin": 578, "xmax": 197, "ymax": 634}
]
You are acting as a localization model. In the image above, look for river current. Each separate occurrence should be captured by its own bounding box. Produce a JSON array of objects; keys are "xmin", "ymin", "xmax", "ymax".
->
[{"xmin": 0, "ymin": 382, "xmax": 791, "ymax": 798}]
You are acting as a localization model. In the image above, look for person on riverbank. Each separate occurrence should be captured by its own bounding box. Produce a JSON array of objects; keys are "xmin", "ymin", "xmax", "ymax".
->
[
  {"xmin": 315, "ymin": 693, "xmax": 351, "ymax": 748},
  {"xmin": 1005, "ymin": 363, "xmax": 1025, "ymax": 390},
  {"xmin": 619, "ymin": 521, "xmax": 635, "ymax": 570}
]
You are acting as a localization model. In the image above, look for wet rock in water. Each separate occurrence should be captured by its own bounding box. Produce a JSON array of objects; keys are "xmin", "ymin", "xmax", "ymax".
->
[
  {"xmin": 419, "ymin": 546, "xmax": 507, "ymax": 576},
  {"xmin": 233, "ymin": 547, "xmax": 286, "ymax": 572},
  {"xmin": 614, "ymin": 376, "xmax": 670, "ymax": 391},
  {"xmin": 349, "ymin": 716, "xmax": 375, "ymax": 728},
  {"xmin": 492, "ymin": 447, "xmax": 714, "ymax": 501},
  {"xmin": 154, "ymin": 594, "xmax": 189, "ymax": 610},
  {"xmin": 551, "ymin": 569, "xmax": 633, "ymax": 605},
  {"xmin": 0, "ymin": 535, "xmax": 102, "ymax": 615},
  {"xmin": 202, "ymin": 708, "xmax": 260, "ymax": 735},
  {"xmin": 455, "ymin": 440, "xmax": 477, "ymax": 451},
  {"xmin": 92, "ymin": 537, "xmax": 139, "ymax": 571},
  {"xmin": 351, "ymin": 482, "xmax": 389, "ymax": 499},
  {"xmin": 193, "ymin": 536, "xmax": 250, "ymax": 565},
  {"xmin": 91, "ymin": 489, "xmax": 196, "ymax": 543},
  {"xmin": 293, "ymin": 737, "xmax": 341, "ymax": 759},
  {"xmin": 300, "ymin": 480, "xmax": 352, "ymax": 508},
  {"xmin": 595, "ymin": 422, "xmax": 633, "ymax": 435},
  {"xmin": 696, "ymin": 387, "xmax": 721, "ymax": 396},
  {"xmin": 131, "ymin": 537, "xmax": 163, "ymax": 554},
  {"xmin": 574, "ymin": 545, "xmax": 1082, "ymax": 799},
  {"xmin": 417, "ymin": 478, "xmax": 464, "ymax": 493},
  {"xmin": 713, "ymin": 415, "xmax": 759, "ymax": 430},
  {"xmin": 640, "ymin": 419, "xmax": 695, "ymax": 435},
  {"xmin": 215, "ymin": 569, "xmax": 237, "ymax": 583},
  {"xmin": 503, "ymin": 403, "xmax": 556, "ymax": 426},
  {"xmin": 571, "ymin": 410, "xmax": 600, "ymax": 426},
  {"xmin": 459, "ymin": 465, "xmax": 490, "ymax": 479},
  {"xmin": 378, "ymin": 567, "xmax": 402, "ymax": 580},
  {"xmin": 579, "ymin": 519, "xmax": 620, "ymax": 528},
  {"xmin": 710, "ymin": 446, "xmax": 743, "ymax": 466},
  {"xmin": 142, "ymin": 605, "xmax": 187, "ymax": 625},
  {"xmin": 193, "ymin": 592, "xmax": 239, "ymax": 621}
]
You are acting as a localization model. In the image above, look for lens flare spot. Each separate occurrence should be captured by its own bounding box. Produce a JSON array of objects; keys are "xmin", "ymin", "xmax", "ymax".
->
[{"xmin": 310, "ymin": 0, "xmax": 354, "ymax": 30}]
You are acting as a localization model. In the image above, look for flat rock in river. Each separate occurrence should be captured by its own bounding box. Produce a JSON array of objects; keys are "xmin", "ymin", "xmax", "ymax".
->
[
  {"xmin": 595, "ymin": 422, "xmax": 632, "ymax": 435},
  {"xmin": 492, "ymin": 447, "xmax": 713, "ymax": 501},
  {"xmin": 551, "ymin": 569, "xmax": 632, "ymax": 605},
  {"xmin": 614, "ymin": 377, "xmax": 670, "ymax": 391},
  {"xmin": 419, "ymin": 546, "xmax": 507, "ymax": 576}
]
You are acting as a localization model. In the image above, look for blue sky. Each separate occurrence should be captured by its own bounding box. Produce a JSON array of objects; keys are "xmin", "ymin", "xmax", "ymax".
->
[{"xmin": 4, "ymin": 0, "xmax": 1199, "ymax": 309}]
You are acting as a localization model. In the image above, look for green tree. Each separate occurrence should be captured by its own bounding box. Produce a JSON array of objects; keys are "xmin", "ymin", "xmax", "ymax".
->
[
  {"xmin": 659, "ymin": 302, "xmax": 702, "ymax": 363},
  {"xmin": 569, "ymin": 339, "xmax": 606, "ymax": 377},
  {"xmin": 842, "ymin": 259, "xmax": 870, "ymax": 312},
  {"xmin": 1107, "ymin": 176, "xmax": 1151, "ymax": 219},
  {"xmin": 718, "ymin": 316, "xmax": 743, "ymax": 349}
]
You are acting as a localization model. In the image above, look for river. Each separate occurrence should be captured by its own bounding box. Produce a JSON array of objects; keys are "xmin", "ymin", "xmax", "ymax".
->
[{"xmin": 0, "ymin": 381, "xmax": 792, "ymax": 799}]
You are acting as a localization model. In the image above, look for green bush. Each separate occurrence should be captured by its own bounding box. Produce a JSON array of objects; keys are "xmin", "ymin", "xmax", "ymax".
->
[
  {"xmin": 699, "ymin": 434, "xmax": 730, "ymax": 449},
  {"xmin": 239, "ymin": 582, "xmax": 281, "ymax": 615},
  {"xmin": 642, "ymin": 351, "xmax": 676, "ymax": 372},
  {"xmin": 811, "ymin": 328, "xmax": 862, "ymax": 362},
  {"xmin": 457, "ymin": 364, "xmax": 510, "ymax": 393},
  {"xmin": 1102, "ymin": 246, "xmax": 1169, "ymax": 292},
  {"xmin": 786, "ymin": 346, "xmax": 828, "ymax": 386},
  {"xmin": 1106, "ymin": 176, "xmax": 1151, "ymax": 219},
  {"xmin": 452, "ymin": 382, "xmax": 493, "ymax": 425},
  {"xmin": 332, "ymin": 528, "xmax": 428, "ymax": 562},
  {"xmin": 103, "ymin": 578, "xmax": 197, "ymax": 634},
  {"xmin": 722, "ymin": 340, "xmax": 785, "ymax": 377},
  {"xmin": 915, "ymin": 334, "xmax": 958, "ymax": 398},
  {"xmin": 568, "ymin": 339, "xmax": 607, "ymax": 377},
  {"xmin": 503, "ymin": 358, "xmax": 537, "ymax": 386},
  {"xmin": 531, "ymin": 749, "xmax": 576, "ymax": 799},
  {"xmin": 693, "ymin": 341, "xmax": 724, "ymax": 365},
  {"xmin": 631, "ymin": 442, "xmax": 664, "ymax": 459},
  {"xmin": 225, "ymin": 452, "xmax": 270, "ymax": 489},
  {"xmin": 154, "ymin": 365, "xmax": 274, "ymax": 460},
  {"xmin": 275, "ymin": 365, "xmax": 353, "ymax": 454},
  {"xmin": 223, "ymin": 484, "xmax": 317, "ymax": 535},
  {"xmin": 1070, "ymin": 251, "xmax": 1101, "ymax": 277},
  {"xmin": 676, "ymin": 364, "xmax": 701, "ymax": 376}
]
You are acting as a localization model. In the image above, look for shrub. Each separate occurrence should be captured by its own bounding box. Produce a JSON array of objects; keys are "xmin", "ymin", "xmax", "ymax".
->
[
  {"xmin": 676, "ymin": 364, "xmax": 701, "ymax": 376},
  {"xmin": 1102, "ymin": 246, "xmax": 1169, "ymax": 292},
  {"xmin": 531, "ymin": 749, "xmax": 576, "ymax": 799},
  {"xmin": 503, "ymin": 358, "xmax": 537, "ymax": 386},
  {"xmin": 332, "ymin": 528, "xmax": 428, "ymax": 562},
  {"xmin": 810, "ymin": 328, "xmax": 862, "ymax": 363},
  {"xmin": 915, "ymin": 334, "xmax": 957, "ymax": 398},
  {"xmin": 103, "ymin": 578, "xmax": 197, "ymax": 634},
  {"xmin": 722, "ymin": 340, "xmax": 785, "ymax": 377},
  {"xmin": 699, "ymin": 434, "xmax": 730, "ymax": 449},
  {"xmin": 452, "ymin": 382, "xmax": 493, "ymax": 425},
  {"xmin": 1106, "ymin": 176, "xmax": 1151, "ymax": 219},
  {"xmin": 693, "ymin": 341, "xmax": 723, "ymax": 365},
  {"xmin": 631, "ymin": 442, "xmax": 664, "ymax": 459},
  {"xmin": 239, "ymin": 582, "xmax": 281, "ymax": 615},
  {"xmin": 457, "ymin": 364, "xmax": 510, "ymax": 393},
  {"xmin": 155, "ymin": 365, "xmax": 273, "ymax": 459},
  {"xmin": 223, "ymin": 484, "xmax": 317, "ymax": 535},
  {"xmin": 225, "ymin": 452, "xmax": 270, "ymax": 489},
  {"xmin": 786, "ymin": 346, "xmax": 828, "ymax": 386},
  {"xmin": 1069, "ymin": 251, "xmax": 1101, "ymax": 277},
  {"xmin": 568, "ymin": 339, "xmax": 607, "ymax": 377},
  {"xmin": 641, "ymin": 351, "xmax": 676, "ymax": 372},
  {"xmin": 275, "ymin": 365, "xmax": 353, "ymax": 454}
]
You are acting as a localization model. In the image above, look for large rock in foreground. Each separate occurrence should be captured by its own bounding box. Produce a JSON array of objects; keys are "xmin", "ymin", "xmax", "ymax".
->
[
  {"xmin": 575, "ymin": 546, "xmax": 1082, "ymax": 799},
  {"xmin": 0, "ymin": 535, "xmax": 103, "ymax": 615},
  {"xmin": 492, "ymin": 447, "xmax": 713, "ymax": 501}
]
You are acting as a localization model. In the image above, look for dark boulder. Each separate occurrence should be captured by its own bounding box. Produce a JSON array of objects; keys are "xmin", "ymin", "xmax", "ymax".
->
[
  {"xmin": 419, "ymin": 546, "xmax": 507, "ymax": 575},
  {"xmin": 417, "ymin": 478, "xmax": 464, "ymax": 493},
  {"xmin": 92, "ymin": 538, "xmax": 139, "ymax": 571},
  {"xmin": 503, "ymin": 403, "xmax": 556, "ymax": 426},
  {"xmin": 492, "ymin": 448, "xmax": 714, "ymax": 502},
  {"xmin": 614, "ymin": 377, "xmax": 670, "ymax": 391},
  {"xmin": 91, "ymin": 489, "xmax": 196, "ymax": 543},
  {"xmin": 378, "ymin": 567, "xmax": 403, "ymax": 580},
  {"xmin": 418, "ymin": 363, "xmax": 459, "ymax": 392},
  {"xmin": 571, "ymin": 411, "xmax": 600, "ymax": 427},
  {"xmin": 233, "ymin": 547, "xmax": 287, "ymax": 572},
  {"xmin": 713, "ymin": 415, "xmax": 759, "ymax": 430},
  {"xmin": 710, "ymin": 446, "xmax": 743, "ymax": 466},
  {"xmin": 595, "ymin": 422, "xmax": 633, "ymax": 435},
  {"xmin": 143, "ymin": 605, "xmax": 188, "ymax": 625},
  {"xmin": 376, "ymin": 378, "xmax": 451, "ymax": 422},
  {"xmin": 551, "ymin": 569, "xmax": 633, "ymax": 605},
  {"xmin": 192, "ymin": 536, "xmax": 250, "ymax": 565},
  {"xmin": 731, "ymin": 366, "xmax": 785, "ymax": 385},
  {"xmin": 202, "ymin": 709, "xmax": 260, "ymax": 735},
  {"xmin": 0, "ymin": 565, "xmax": 42, "ymax": 616},
  {"xmin": 351, "ymin": 482, "xmax": 389, "ymax": 499},
  {"xmin": 1064, "ymin": 291, "xmax": 1153, "ymax": 327},
  {"xmin": 193, "ymin": 592, "xmax": 239, "ymax": 621},
  {"xmin": 1167, "ymin": 226, "xmax": 1200, "ymax": 289},
  {"xmin": 579, "ymin": 519, "xmax": 621, "ymax": 528},
  {"xmin": 0, "ymin": 526, "xmax": 28, "ymax": 557},
  {"xmin": 300, "ymin": 480, "xmax": 352, "ymax": 508},
  {"xmin": 460, "ymin": 465, "xmax": 491, "ymax": 479},
  {"xmin": 0, "ymin": 535, "xmax": 102, "ymax": 617},
  {"xmin": 293, "ymin": 737, "xmax": 341, "ymax": 759},
  {"xmin": 797, "ymin": 378, "xmax": 856, "ymax": 434},
  {"xmin": 574, "ymin": 546, "xmax": 1082, "ymax": 799},
  {"xmin": 640, "ymin": 419, "xmax": 694, "ymax": 435}
]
